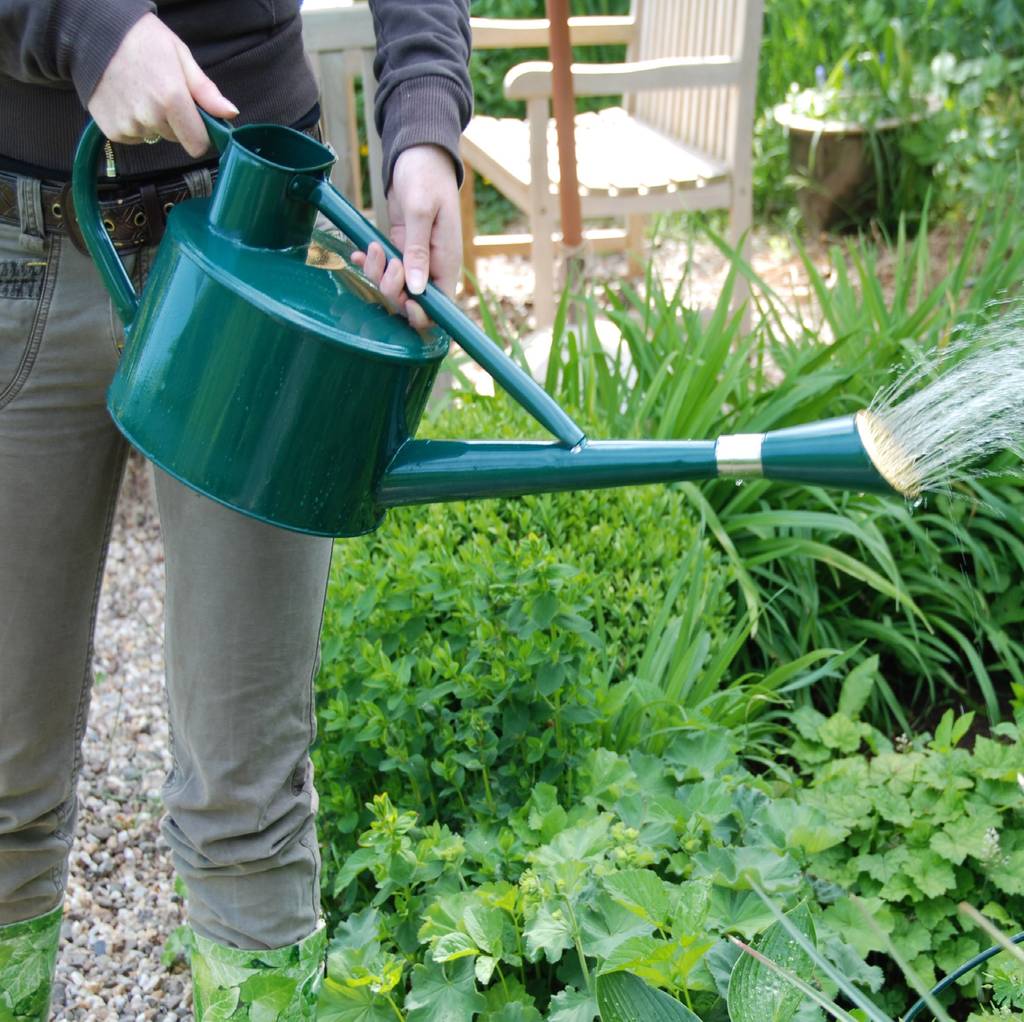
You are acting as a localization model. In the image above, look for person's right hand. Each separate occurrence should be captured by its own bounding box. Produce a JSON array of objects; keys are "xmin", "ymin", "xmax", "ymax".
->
[{"xmin": 87, "ymin": 12, "xmax": 239, "ymax": 158}]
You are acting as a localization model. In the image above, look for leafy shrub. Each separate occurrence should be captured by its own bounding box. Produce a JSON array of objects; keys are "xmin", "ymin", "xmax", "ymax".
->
[
  {"xmin": 316, "ymin": 689, "xmax": 1024, "ymax": 1020},
  {"xmin": 536, "ymin": 198, "xmax": 1024, "ymax": 729},
  {"xmin": 790, "ymin": 691, "xmax": 1024, "ymax": 1013},
  {"xmin": 313, "ymin": 398, "xmax": 743, "ymax": 891},
  {"xmin": 318, "ymin": 725, "xmax": 881, "ymax": 1021}
]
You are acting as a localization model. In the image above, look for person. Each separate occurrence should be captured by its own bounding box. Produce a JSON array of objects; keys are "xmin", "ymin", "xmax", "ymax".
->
[{"xmin": 0, "ymin": 1, "xmax": 471, "ymax": 1017}]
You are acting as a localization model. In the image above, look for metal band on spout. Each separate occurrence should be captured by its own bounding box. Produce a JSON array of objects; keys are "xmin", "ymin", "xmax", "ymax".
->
[{"xmin": 715, "ymin": 433, "xmax": 765, "ymax": 476}]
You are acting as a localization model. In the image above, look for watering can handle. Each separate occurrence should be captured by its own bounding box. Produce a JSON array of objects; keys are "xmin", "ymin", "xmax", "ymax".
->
[
  {"xmin": 71, "ymin": 113, "xmax": 234, "ymax": 329},
  {"xmin": 290, "ymin": 174, "xmax": 587, "ymax": 450}
]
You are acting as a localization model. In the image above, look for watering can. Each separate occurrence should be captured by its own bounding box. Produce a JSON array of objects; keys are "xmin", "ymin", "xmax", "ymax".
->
[{"xmin": 72, "ymin": 114, "xmax": 898, "ymax": 538}]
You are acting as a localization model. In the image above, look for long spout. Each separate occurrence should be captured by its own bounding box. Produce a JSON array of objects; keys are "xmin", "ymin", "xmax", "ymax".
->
[{"xmin": 377, "ymin": 414, "xmax": 897, "ymax": 509}]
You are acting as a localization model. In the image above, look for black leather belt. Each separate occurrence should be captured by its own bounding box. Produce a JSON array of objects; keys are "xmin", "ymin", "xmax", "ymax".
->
[
  {"xmin": 0, "ymin": 122, "xmax": 322, "ymax": 254},
  {"xmin": 0, "ymin": 171, "xmax": 206, "ymax": 252}
]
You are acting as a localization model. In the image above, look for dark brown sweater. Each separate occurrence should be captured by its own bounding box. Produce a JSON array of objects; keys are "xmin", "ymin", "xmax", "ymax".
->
[{"xmin": 0, "ymin": 0, "xmax": 472, "ymax": 187}]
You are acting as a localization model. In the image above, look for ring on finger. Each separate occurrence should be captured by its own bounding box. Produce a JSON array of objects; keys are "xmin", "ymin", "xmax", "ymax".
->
[{"xmin": 143, "ymin": 134, "xmax": 161, "ymax": 145}]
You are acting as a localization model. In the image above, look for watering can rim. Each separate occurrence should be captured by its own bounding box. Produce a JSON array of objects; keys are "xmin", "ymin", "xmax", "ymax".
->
[{"xmin": 206, "ymin": 116, "xmax": 336, "ymax": 176}]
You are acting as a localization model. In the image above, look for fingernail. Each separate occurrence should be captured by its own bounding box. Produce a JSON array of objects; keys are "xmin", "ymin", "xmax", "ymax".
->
[
  {"xmin": 226, "ymin": 100, "xmax": 240, "ymax": 116},
  {"xmin": 407, "ymin": 269, "xmax": 426, "ymax": 294}
]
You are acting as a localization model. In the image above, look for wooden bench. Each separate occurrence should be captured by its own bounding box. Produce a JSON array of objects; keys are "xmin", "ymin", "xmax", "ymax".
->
[{"xmin": 301, "ymin": 0, "xmax": 388, "ymax": 232}]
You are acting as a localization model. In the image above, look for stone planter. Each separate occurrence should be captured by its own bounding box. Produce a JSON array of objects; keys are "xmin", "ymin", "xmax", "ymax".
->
[{"xmin": 774, "ymin": 102, "xmax": 935, "ymax": 233}]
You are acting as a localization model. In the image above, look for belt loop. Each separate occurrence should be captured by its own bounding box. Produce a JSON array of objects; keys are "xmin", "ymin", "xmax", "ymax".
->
[
  {"xmin": 15, "ymin": 176, "xmax": 46, "ymax": 254},
  {"xmin": 183, "ymin": 168, "xmax": 214, "ymax": 199}
]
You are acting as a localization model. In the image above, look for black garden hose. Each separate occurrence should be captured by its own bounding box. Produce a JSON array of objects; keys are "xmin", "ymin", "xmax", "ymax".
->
[{"xmin": 903, "ymin": 931, "xmax": 1024, "ymax": 1021}]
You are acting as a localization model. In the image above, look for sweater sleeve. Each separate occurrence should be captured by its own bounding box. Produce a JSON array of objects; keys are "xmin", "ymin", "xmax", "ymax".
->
[
  {"xmin": 367, "ymin": 0, "xmax": 473, "ymax": 192},
  {"xmin": 0, "ymin": 0, "xmax": 155, "ymax": 103}
]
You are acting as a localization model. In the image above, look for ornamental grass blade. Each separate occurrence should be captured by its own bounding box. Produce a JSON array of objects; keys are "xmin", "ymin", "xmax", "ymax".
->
[{"xmin": 594, "ymin": 970, "xmax": 700, "ymax": 1022}]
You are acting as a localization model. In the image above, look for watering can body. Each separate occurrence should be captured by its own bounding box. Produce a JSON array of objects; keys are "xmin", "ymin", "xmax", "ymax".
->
[
  {"xmin": 72, "ymin": 114, "xmax": 895, "ymax": 538},
  {"xmin": 107, "ymin": 199, "xmax": 447, "ymax": 536}
]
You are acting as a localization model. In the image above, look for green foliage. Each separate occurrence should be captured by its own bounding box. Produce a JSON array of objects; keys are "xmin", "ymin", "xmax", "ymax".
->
[
  {"xmin": 596, "ymin": 971, "xmax": 702, "ymax": 1022},
  {"xmin": 727, "ymin": 904, "xmax": 817, "ymax": 1022},
  {"xmin": 535, "ymin": 195, "xmax": 1024, "ymax": 729},
  {"xmin": 313, "ymin": 394, "xmax": 841, "ymax": 887},
  {"xmin": 189, "ymin": 925, "xmax": 326, "ymax": 1021},
  {"xmin": 464, "ymin": 0, "xmax": 1024, "ymax": 224},
  {"xmin": 788, "ymin": 702, "xmax": 1024, "ymax": 1011},
  {"xmin": 756, "ymin": 0, "xmax": 1024, "ymax": 219},
  {"xmin": 0, "ymin": 905, "xmax": 62, "ymax": 1022},
  {"xmin": 318, "ymin": 728, "xmax": 879, "ymax": 1021},
  {"xmin": 983, "ymin": 955, "xmax": 1024, "ymax": 1010}
]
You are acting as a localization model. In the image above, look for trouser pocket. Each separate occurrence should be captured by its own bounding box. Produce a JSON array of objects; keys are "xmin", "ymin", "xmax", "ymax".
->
[{"xmin": 0, "ymin": 222, "xmax": 55, "ymax": 410}]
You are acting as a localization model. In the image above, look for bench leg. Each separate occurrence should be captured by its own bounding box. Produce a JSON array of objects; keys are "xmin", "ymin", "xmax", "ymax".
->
[
  {"xmin": 729, "ymin": 171, "xmax": 754, "ymax": 334},
  {"xmin": 626, "ymin": 214, "xmax": 647, "ymax": 277}
]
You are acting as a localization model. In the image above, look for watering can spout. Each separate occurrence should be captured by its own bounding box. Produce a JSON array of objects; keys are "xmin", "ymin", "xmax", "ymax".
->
[{"xmin": 377, "ymin": 414, "xmax": 896, "ymax": 510}]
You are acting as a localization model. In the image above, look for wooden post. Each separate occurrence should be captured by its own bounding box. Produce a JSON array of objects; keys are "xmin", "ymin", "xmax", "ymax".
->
[{"xmin": 545, "ymin": 0, "xmax": 582, "ymax": 251}]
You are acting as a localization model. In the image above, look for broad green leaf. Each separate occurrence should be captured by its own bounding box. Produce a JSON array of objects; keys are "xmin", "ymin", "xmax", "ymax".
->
[
  {"xmin": 728, "ymin": 903, "xmax": 816, "ymax": 1022},
  {"xmin": 838, "ymin": 657, "xmax": 877, "ymax": 718},
  {"xmin": 197, "ymin": 985, "xmax": 242, "ymax": 1022},
  {"xmin": 708, "ymin": 888, "xmax": 778, "ymax": 938},
  {"xmin": 903, "ymin": 851, "xmax": 956, "ymax": 899},
  {"xmin": 704, "ymin": 939, "xmax": 742, "ymax": 998},
  {"xmin": 821, "ymin": 897, "xmax": 894, "ymax": 958},
  {"xmin": 818, "ymin": 714, "xmax": 867, "ymax": 754},
  {"xmin": 482, "ymin": 1003, "xmax": 543, "ymax": 1022},
  {"xmin": 548, "ymin": 986, "xmax": 599, "ymax": 1022},
  {"xmin": 529, "ymin": 815, "xmax": 612, "ymax": 869},
  {"xmin": 695, "ymin": 846, "xmax": 802, "ymax": 893},
  {"xmin": 595, "ymin": 971, "xmax": 701, "ymax": 1022},
  {"xmin": 579, "ymin": 895, "xmax": 653, "ymax": 960},
  {"xmin": 481, "ymin": 977, "xmax": 540, "ymax": 1018},
  {"xmin": 433, "ymin": 932, "xmax": 480, "ymax": 964},
  {"xmin": 404, "ymin": 959, "xmax": 486, "ymax": 1022},
  {"xmin": 669, "ymin": 879, "xmax": 712, "ymax": 934},
  {"xmin": 464, "ymin": 904, "xmax": 507, "ymax": 955},
  {"xmin": 755, "ymin": 800, "xmax": 849, "ymax": 857},
  {"xmin": 602, "ymin": 869, "xmax": 670, "ymax": 927},
  {"xmin": 239, "ymin": 974, "xmax": 295, "ymax": 1022},
  {"xmin": 475, "ymin": 954, "xmax": 497, "ymax": 985},
  {"xmin": 523, "ymin": 902, "xmax": 574, "ymax": 963},
  {"xmin": 599, "ymin": 936, "xmax": 675, "ymax": 980},
  {"xmin": 330, "ymin": 909, "xmax": 383, "ymax": 953},
  {"xmin": 318, "ymin": 978, "xmax": 396, "ymax": 1022}
]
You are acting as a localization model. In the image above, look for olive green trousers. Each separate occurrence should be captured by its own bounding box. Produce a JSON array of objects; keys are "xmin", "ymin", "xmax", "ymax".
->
[{"xmin": 0, "ymin": 175, "xmax": 333, "ymax": 950}]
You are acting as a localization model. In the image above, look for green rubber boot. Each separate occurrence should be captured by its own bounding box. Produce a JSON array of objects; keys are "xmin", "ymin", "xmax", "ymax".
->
[
  {"xmin": 0, "ymin": 903, "xmax": 63, "ymax": 1021},
  {"xmin": 191, "ymin": 922, "xmax": 326, "ymax": 1020}
]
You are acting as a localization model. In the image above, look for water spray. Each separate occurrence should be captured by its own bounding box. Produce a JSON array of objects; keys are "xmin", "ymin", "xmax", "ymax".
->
[{"xmin": 712, "ymin": 318, "xmax": 1024, "ymax": 501}]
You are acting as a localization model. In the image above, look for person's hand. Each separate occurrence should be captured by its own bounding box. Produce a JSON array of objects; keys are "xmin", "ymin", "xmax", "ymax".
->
[
  {"xmin": 351, "ymin": 144, "xmax": 461, "ymax": 330},
  {"xmin": 87, "ymin": 12, "xmax": 239, "ymax": 158}
]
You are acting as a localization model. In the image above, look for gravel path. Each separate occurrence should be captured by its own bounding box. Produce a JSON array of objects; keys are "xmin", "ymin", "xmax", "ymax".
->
[{"xmin": 57, "ymin": 229, "xmax": 818, "ymax": 1018}]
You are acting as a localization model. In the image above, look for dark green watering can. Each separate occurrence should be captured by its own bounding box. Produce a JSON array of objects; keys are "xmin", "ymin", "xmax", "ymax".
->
[{"xmin": 72, "ymin": 114, "xmax": 896, "ymax": 537}]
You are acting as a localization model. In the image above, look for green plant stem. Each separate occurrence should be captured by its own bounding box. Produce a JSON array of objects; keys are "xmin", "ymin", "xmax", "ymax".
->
[
  {"xmin": 480, "ymin": 762, "xmax": 496, "ymax": 814},
  {"xmin": 385, "ymin": 993, "xmax": 405, "ymax": 1021},
  {"xmin": 564, "ymin": 899, "xmax": 592, "ymax": 992}
]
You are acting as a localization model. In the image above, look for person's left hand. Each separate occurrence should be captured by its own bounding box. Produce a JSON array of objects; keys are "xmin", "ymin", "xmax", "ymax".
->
[{"xmin": 351, "ymin": 144, "xmax": 461, "ymax": 330}]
